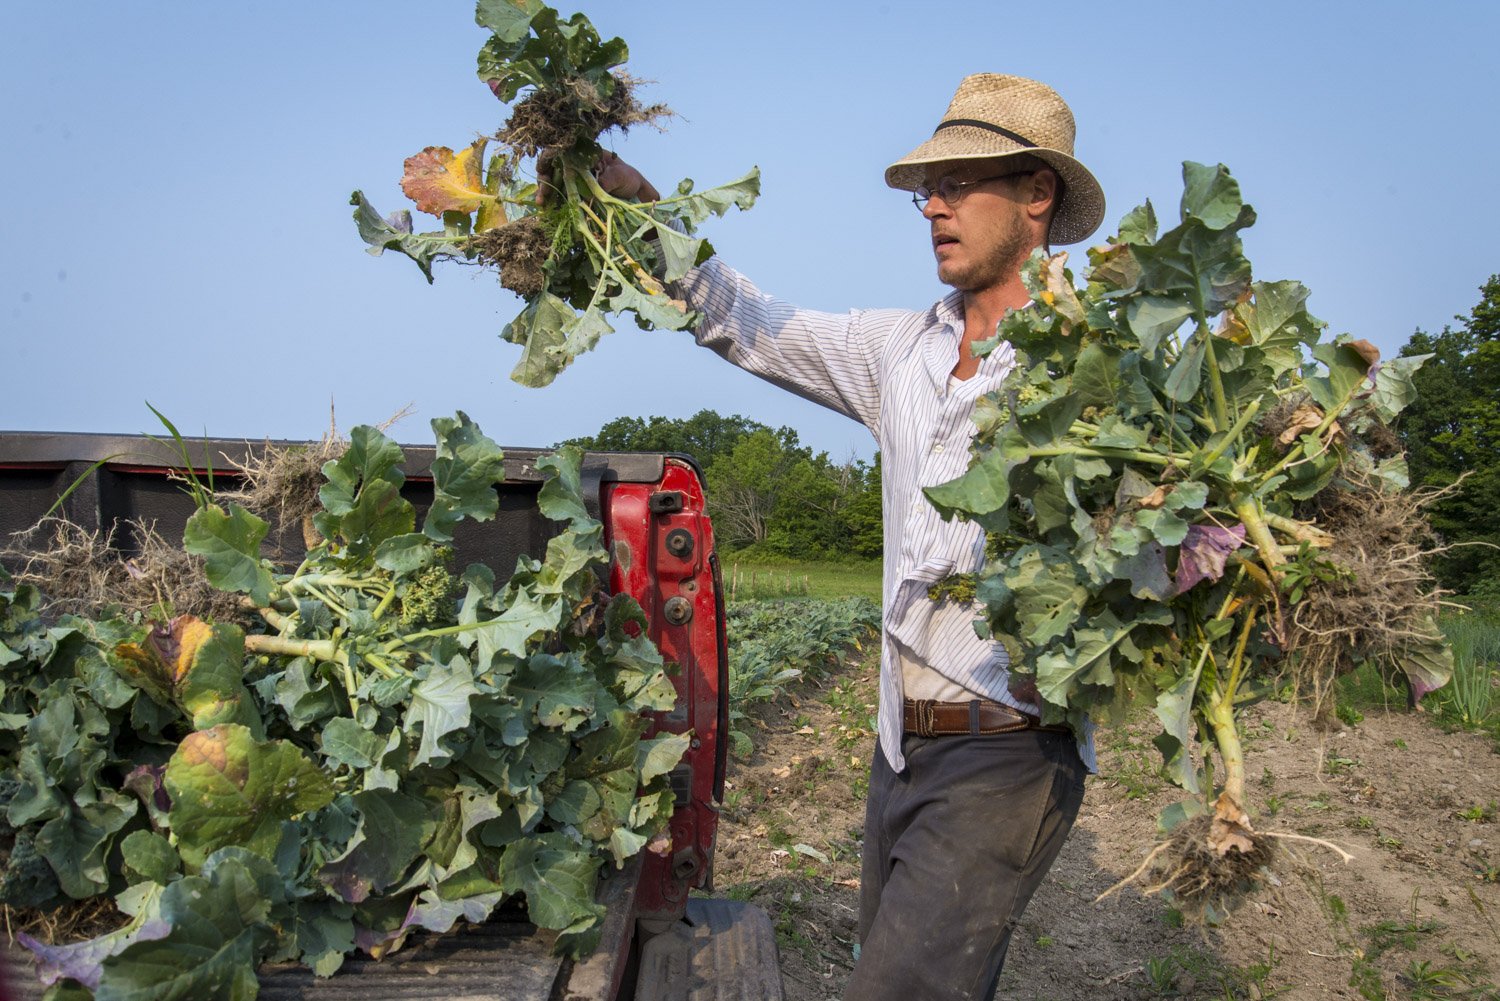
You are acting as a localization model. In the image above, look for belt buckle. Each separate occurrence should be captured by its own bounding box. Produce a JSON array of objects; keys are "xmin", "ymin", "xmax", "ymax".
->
[{"xmin": 905, "ymin": 698, "xmax": 937, "ymax": 737}]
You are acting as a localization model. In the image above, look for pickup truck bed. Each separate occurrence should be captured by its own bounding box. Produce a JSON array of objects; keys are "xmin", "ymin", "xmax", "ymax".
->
[{"xmin": 0, "ymin": 430, "xmax": 784, "ymax": 1001}]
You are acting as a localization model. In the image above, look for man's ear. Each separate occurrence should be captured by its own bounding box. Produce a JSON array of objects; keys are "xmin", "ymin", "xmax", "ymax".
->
[{"xmin": 1027, "ymin": 168, "xmax": 1059, "ymax": 222}]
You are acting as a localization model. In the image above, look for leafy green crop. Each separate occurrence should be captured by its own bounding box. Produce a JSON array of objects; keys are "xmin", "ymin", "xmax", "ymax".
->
[
  {"xmin": 926, "ymin": 163, "xmax": 1451, "ymax": 893},
  {"xmin": 1, "ymin": 413, "xmax": 688, "ymax": 996},
  {"xmin": 724, "ymin": 598, "xmax": 880, "ymax": 757},
  {"xmin": 351, "ymin": 1, "xmax": 758, "ymax": 387}
]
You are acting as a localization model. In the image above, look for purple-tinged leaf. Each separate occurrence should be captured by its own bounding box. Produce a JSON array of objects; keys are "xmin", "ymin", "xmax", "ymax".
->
[
  {"xmin": 1175, "ymin": 524, "xmax": 1247, "ymax": 595},
  {"xmin": 18, "ymin": 919, "xmax": 170, "ymax": 989}
]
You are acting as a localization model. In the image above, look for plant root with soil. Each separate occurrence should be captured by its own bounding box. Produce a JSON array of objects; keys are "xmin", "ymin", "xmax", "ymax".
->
[
  {"xmin": 1282, "ymin": 473, "xmax": 1453, "ymax": 722},
  {"xmin": 498, "ymin": 72, "xmax": 667, "ymax": 158},
  {"xmin": 3, "ymin": 518, "xmax": 246, "ymax": 624}
]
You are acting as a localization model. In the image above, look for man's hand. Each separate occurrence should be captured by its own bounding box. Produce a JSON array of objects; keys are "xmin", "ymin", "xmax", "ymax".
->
[{"xmin": 536, "ymin": 150, "xmax": 660, "ymax": 205}]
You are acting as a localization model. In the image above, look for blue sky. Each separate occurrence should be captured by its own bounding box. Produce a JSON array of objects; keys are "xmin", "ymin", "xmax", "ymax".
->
[{"xmin": 3, "ymin": 1, "xmax": 1497, "ymax": 463}]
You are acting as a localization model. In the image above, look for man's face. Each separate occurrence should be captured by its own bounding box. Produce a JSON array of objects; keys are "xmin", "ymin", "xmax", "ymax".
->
[{"xmin": 920, "ymin": 161, "xmax": 1036, "ymax": 293}]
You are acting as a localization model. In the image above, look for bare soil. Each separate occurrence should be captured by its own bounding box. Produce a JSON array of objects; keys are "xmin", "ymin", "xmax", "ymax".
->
[{"xmin": 707, "ymin": 656, "xmax": 1500, "ymax": 1000}]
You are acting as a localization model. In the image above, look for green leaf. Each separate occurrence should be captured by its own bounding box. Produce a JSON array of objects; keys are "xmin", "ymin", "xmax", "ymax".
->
[
  {"xmin": 349, "ymin": 191, "xmax": 468, "ymax": 284},
  {"xmin": 120, "ymin": 830, "xmax": 181, "ymax": 886},
  {"xmin": 1017, "ymin": 393, "xmax": 1083, "ymax": 447},
  {"xmin": 317, "ymin": 789, "xmax": 440, "ymax": 903},
  {"xmin": 512, "ymin": 653, "xmax": 598, "ymax": 730},
  {"xmin": 1311, "ymin": 340, "xmax": 1374, "ymax": 411},
  {"xmin": 664, "ymin": 167, "xmax": 761, "ymax": 226},
  {"xmin": 1116, "ymin": 200, "xmax": 1157, "ymax": 245},
  {"xmin": 924, "ymin": 445, "xmax": 1013, "ymax": 526},
  {"xmin": 1126, "ymin": 296, "xmax": 1193, "ymax": 357},
  {"xmin": 468, "ymin": 589, "xmax": 564, "ymax": 664},
  {"xmin": 505, "ymin": 292, "xmax": 580, "ymax": 388},
  {"xmin": 320, "ymin": 717, "xmax": 390, "ymax": 770},
  {"xmin": 654, "ymin": 226, "xmax": 709, "ymax": 283},
  {"xmin": 1370, "ymin": 353, "xmax": 1430, "ymax": 422},
  {"xmin": 476, "ymin": 0, "xmax": 544, "ymax": 42},
  {"xmin": 425, "ymin": 412, "xmax": 508, "ymax": 541},
  {"xmin": 636, "ymin": 732, "xmax": 690, "ymax": 784},
  {"xmin": 1004, "ymin": 547, "xmax": 1088, "ymax": 648},
  {"xmin": 1072, "ymin": 343, "xmax": 1123, "ymax": 408},
  {"xmin": 320, "ymin": 425, "xmax": 407, "ymax": 516},
  {"xmin": 1151, "ymin": 664, "xmax": 1205, "ymax": 795},
  {"xmin": 35, "ymin": 797, "xmax": 137, "ymax": 899},
  {"xmin": 94, "ymin": 854, "xmax": 268, "ymax": 1001},
  {"xmin": 405, "ymin": 658, "xmax": 479, "ymax": 767},
  {"xmin": 373, "ymin": 533, "xmax": 437, "ymax": 574},
  {"xmin": 497, "ymin": 833, "xmax": 605, "ymax": 935},
  {"xmin": 166, "ymin": 724, "xmax": 335, "ymax": 867},
  {"xmin": 609, "ymin": 279, "xmax": 696, "ymax": 331},
  {"xmin": 182, "ymin": 504, "xmax": 273, "ymax": 605},
  {"xmin": 1398, "ymin": 620, "xmax": 1454, "ymax": 702},
  {"xmin": 1180, "ymin": 161, "xmax": 1249, "ymax": 230},
  {"xmin": 177, "ymin": 622, "xmax": 262, "ymax": 735},
  {"xmin": 1163, "ymin": 331, "xmax": 1207, "ymax": 403},
  {"xmin": 536, "ymin": 446, "xmax": 594, "ymax": 524}
]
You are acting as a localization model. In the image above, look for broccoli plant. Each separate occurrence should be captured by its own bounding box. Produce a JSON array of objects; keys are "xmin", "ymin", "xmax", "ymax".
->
[
  {"xmin": 351, "ymin": 1, "xmax": 758, "ymax": 387},
  {"xmin": 927, "ymin": 163, "xmax": 1450, "ymax": 917}
]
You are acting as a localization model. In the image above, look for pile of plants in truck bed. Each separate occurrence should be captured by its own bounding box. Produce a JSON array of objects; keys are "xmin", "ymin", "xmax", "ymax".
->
[
  {"xmin": 351, "ymin": 0, "xmax": 758, "ymax": 387},
  {"xmin": 926, "ymin": 162, "xmax": 1453, "ymax": 919},
  {"xmin": 0, "ymin": 413, "xmax": 687, "ymax": 998}
]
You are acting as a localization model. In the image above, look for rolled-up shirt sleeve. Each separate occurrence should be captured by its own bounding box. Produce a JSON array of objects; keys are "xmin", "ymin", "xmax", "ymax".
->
[{"xmin": 673, "ymin": 258, "xmax": 887, "ymax": 438}]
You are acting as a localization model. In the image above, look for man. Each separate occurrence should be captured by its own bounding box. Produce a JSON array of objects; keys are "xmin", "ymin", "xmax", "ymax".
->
[{"xmin": 605, "ymin": 74, "xmax": 1104, "ymax": 1000}]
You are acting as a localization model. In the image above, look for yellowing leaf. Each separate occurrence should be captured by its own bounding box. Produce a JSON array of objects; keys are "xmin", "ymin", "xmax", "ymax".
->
[
  {"xmin": 113, "ymin": 616, "xmax": 214, "ymax": 693},
  {"xmin": 1042, "ymin": 251, "xmax": 1086, "ymax": 329},
  {"xmin": 401, "ymin": 141, "xmax": 495, "ymax": 217}
]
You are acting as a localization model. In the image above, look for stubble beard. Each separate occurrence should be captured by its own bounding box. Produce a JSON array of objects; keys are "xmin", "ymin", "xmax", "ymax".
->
[{"xmin": 938, "ymin": 214, "xmax": 1036, "ymax": 294}]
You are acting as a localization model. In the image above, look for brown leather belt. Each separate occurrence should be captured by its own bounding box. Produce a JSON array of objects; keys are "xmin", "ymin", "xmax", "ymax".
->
[{"xmin": 902, "ymin": 697, "xmax": 1072, "ymax": 737}]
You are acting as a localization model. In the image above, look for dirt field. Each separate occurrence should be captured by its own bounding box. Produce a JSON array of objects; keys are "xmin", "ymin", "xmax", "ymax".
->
[{"xmin": 709, "ymin": 656, "xmax": 1500, "ymax": 1000}]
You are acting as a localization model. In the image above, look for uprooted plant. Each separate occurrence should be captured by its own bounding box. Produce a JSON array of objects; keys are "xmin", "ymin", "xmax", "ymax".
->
[
  {"xmin": 925, "ymin": 162, "xmax": 1452, "ymax": 920},
  {"xmin": 350, "ymin": 1, "xmax": 758, "ymax": 387},
  {"xmin": 1, "ymin": 413, "xmax": 688, "ymax": 997}
]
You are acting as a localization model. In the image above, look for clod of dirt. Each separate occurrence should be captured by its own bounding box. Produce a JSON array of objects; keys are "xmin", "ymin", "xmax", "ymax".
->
[
  {"xmin": 498, "ymin": 72, "xmax": 668, "ymax": 158},
  {"xmin": 1108, "ymin": 807, "xmax": 1276, "ymax": 918},
  {"xmin": 472, "ymin": 217, "xmax": 551, "ymax": 298}
]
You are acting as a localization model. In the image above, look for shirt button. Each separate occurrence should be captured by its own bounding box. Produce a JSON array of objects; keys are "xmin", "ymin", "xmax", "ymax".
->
[{"xmin": 933, "ymin": 444, "xmax": 945, "ymax": 453}]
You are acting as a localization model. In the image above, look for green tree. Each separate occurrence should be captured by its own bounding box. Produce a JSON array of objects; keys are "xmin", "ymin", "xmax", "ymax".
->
[
  {"xmin": 562, "ymin": 410, "xmax": 777, "ymax": 470},
  {"xmin": 1398, "ymin": 274, "xmax": 1500, "ymax": 595},
  {"xmin": 843, "ymin": 451, "xmax": 884, "ymax": 559}
]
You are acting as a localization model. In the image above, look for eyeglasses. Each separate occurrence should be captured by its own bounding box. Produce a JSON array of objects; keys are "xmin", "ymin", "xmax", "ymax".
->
[{"xmin": 912, "ymin": 171, "xmax": 1033, "ymax": 211}]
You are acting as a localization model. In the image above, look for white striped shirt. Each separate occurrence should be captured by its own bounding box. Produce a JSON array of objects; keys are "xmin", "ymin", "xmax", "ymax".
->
[{"xmin": 676, "ymin": 259, "xmax": 1096, "ymax": 773}]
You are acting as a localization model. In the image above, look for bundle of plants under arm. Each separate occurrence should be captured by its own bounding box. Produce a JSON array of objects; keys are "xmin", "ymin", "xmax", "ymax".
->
[
  {"xmin": 0, "ymin": 413, "xmax": 688, "ymax": 998},
  {"xmin": 925, "ymin": 162, "xmax": 1453, "ymax": 918},
  {"xmin": 350, "ymin": 0, "xmax": 759, "ymax": 387}
]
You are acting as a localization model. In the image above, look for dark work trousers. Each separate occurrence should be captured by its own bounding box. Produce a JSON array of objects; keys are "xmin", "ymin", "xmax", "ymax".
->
[{"xmin": 843, "ymin": 728, "xmax": 1086, "ymax": 1001}]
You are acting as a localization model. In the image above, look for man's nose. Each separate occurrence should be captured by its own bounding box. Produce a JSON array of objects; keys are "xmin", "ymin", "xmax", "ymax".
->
[{"xmin": 921, "ymin": 196, "xmax": 951, "ymax": 221}]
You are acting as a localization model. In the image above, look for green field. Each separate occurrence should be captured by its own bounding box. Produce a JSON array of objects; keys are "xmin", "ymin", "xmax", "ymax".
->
[{"xmin": 720, "ymin": 557, "xmax": 882, "ymax": 604}]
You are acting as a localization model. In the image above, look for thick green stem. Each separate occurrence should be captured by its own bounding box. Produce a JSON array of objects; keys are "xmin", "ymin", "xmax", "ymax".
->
[
  {"xmin": 1263, "ymin": 512, "xmax": 1334, "ymax": 547},
  {"xmin": 244, "ymin": 634, "xmax": 338, "ymax": 661},
  {"xmin": 1198, "ymin": 322, "xmax": 1231, "ymax": 432},
  {"xmin": 1232, "ymin": 495, "xmax": 1285, "ymax": 573},
  {"xmin": 382, "ymin": 618, "xmax": 495, "ymax": 653},
  {"xmin": 1197, "ymin": 396, "xmax": 1264, "ymax": 471},
  {"xmin": 1027, "ymin": 445, "xmax": 1189, "ymax": 469},
  {"xmin": 1204, "ymin": 693, "xmax": 1246, "ymax": 808}
]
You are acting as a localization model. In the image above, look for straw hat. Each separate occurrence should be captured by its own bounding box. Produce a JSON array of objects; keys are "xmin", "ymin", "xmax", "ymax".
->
[{"xmin": 886, "ymin": 74, "xmax": 1105, "ymax": 246}]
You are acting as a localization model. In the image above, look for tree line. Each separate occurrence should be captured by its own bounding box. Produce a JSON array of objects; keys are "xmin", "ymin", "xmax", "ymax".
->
[
  {"xmin": 563, "ymin": 411, "xmax": 883, "ymax": 560},
  {"xmin": 1399, "ymin": 273, "xmax": 1500, "ymax": 598}
]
